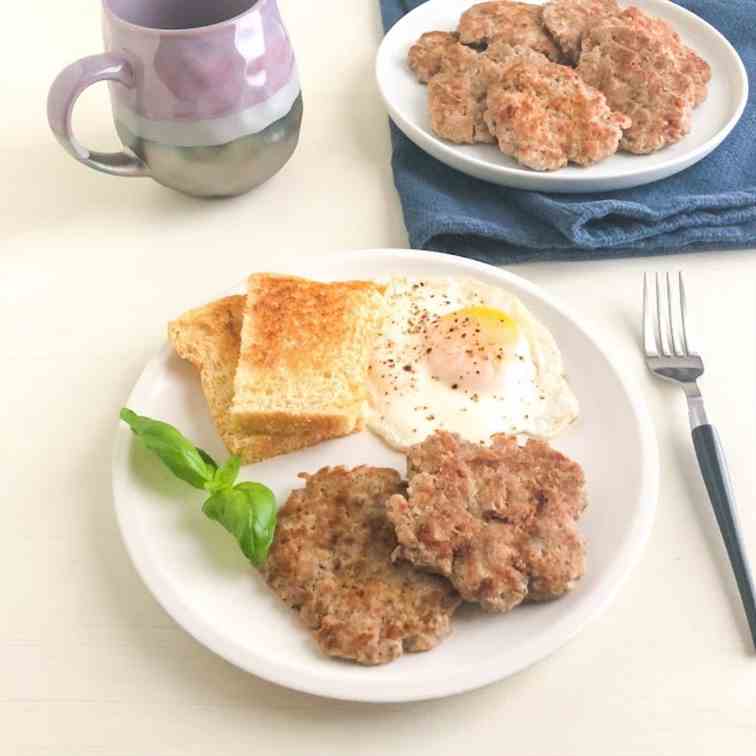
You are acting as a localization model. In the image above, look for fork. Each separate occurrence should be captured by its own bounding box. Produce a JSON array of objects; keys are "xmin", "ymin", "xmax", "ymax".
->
[{"xmin": 643, "ymin": 271, "xmax": 756, "ymax": 649}]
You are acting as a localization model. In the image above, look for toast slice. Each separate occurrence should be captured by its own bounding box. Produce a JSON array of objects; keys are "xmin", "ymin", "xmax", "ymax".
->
[
  {"xmin": 168, "ymin": 296, "xmax": 339, "ymax": 464},
  {"xmin": 230, "ymin": 274, "xmax": 386, "ymax": 436}
]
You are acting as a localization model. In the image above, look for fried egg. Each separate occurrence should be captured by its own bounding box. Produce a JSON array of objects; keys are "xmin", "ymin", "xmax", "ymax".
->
[{"xmin": 366, "ymin": 276, "xmax": 579, "ymax": 450}]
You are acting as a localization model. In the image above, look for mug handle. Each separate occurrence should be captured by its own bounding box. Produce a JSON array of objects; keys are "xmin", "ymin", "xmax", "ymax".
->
[{"xmin": 47, "ymin": 53, "xmax": 149, "ymax": 177}]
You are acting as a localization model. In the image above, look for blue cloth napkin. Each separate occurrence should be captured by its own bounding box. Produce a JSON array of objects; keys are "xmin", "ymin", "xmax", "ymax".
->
[{"xmin": 380, "ymin": 0, "xmax": 756, "ymax": 262}]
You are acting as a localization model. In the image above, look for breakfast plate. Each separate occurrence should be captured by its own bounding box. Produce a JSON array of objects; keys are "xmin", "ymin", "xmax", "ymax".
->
[
  {"xmin": 375, "ymin": 0, "xmax": 748, "ymax": 193},
  {"xmin": 112, "ymin": 249, "xmax": 658, "ymax": 702}
]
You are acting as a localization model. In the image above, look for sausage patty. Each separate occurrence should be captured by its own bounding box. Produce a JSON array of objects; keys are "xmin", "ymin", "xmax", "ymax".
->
[
  {"xmin": 265, "ymin": 466, "xmax": 461, "ymax": 665},
  {"xmin": 542, "ymin": 0, "xmax": 620, "ymax": 64},
  {"xmin": 578, "ymin": 7, "xmax": 709, "ymax": 154},
  {"xmin": 387, "ymin": 431, "xmax": 587, "ymax": 612},
  {"xmin": 408, "ymin": 31, "xmax": 481, "ymax": 84},
  {"xmin": 484, "ymin": 58, "xmax": 630, "ymax": 170},
  {"xmin": 458, "ymin": 1, "xmax": 562, "ymax": 63}
]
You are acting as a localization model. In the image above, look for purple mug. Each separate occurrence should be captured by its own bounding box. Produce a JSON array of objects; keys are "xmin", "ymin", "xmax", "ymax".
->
[{"xmin": 47, "ymin": 0, "xmax": 302, "ymax": 197}]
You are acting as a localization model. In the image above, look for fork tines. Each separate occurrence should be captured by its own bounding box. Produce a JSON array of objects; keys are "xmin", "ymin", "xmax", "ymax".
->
[{"xmin": 643, "ymin": 271, "xmax": 696, "ymax": 358}]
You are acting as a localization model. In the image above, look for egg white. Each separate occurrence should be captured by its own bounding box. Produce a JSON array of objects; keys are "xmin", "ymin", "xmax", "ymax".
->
[{"xmin": 365, "ymin": 276, "xmax": 579, "ymax": 450}]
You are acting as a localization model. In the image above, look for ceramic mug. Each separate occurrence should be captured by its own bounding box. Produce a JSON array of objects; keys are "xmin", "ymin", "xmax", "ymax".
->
[{"xmin": 47, "ymin": 0, "xmax": 303, "ymax": 197}]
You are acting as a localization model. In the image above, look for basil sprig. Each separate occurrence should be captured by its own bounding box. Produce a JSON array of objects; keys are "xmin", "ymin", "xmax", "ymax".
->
[{"xmin": 120, "ymin": 408, "xmax": 277, "ymax": 567}]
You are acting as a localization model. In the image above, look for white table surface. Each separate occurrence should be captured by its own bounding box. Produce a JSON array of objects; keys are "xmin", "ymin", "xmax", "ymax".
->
[{"xmin": 3, "ymin": 0, "xmax": 755, "ymax": 753}]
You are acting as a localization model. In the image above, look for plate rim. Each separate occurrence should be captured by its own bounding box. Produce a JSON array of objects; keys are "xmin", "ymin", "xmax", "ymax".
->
[
  {"xmin": 376, "ymin": 0, "xmax": 749, "ymax": 193},
  {"xmin": 111, "ymin": 248, "xmax": 659, "ymax": 702}
]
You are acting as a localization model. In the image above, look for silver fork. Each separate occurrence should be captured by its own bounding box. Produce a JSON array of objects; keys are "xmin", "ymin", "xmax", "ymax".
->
[{"xmin": 644, "ymin": 272, "xmax": 756, "ymax": 649}]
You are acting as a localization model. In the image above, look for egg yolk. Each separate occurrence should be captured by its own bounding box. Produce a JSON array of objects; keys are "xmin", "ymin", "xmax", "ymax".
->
[{"xmin": 424, "ymin": 306, "xmax": 521, "ymax": 392}]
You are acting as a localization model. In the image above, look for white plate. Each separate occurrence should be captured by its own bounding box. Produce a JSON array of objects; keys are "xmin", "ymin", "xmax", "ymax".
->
[
  {"xmin": 112, "ymin": 249, "xmax": 658, "ymax": 702},
  {"xmin": 376, "ymin": 0, "xmax": 747, "ymax": 193}
]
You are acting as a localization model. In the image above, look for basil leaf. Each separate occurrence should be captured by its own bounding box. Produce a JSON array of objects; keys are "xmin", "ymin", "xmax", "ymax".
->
[
  {"xmin": 205, "ymin": 455, "xmax": 241, "ymax": 494},
  {"xmin": 202, "ymin": 488, "xmax": 255, "ymax": 561},
  {"xmin": 121, "ymin": 409, "xmax": 277, "ymax": 566},
  {"xmin": 235, "ymin": 482, "xmax": 277, "ymax": 565},
  {"xmin": 197, "ymin": 448, "xmax": 219, "ymax": 476},
  {"xmin": 120, "ymin": 408, "xmax": 215, "ymax": 490},
  {"xmin": 202, "ymin": 482, "xmax": 278, "ymax": 567}
]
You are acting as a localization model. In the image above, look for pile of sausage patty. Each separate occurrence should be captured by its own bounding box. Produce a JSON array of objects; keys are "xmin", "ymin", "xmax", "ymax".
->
[
  {"xmin": 407, "ymin": 0, "xmax": 711, "ymax": 170},
  {"xmin": 264, "ymin": 430, "xmax": 588, "ymax": 665}
]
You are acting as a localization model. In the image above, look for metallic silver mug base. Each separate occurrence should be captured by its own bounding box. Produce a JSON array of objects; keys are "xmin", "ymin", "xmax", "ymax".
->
[{"xmin": 115, "ymin": 95, "xmax": 303, "ymax": 198}]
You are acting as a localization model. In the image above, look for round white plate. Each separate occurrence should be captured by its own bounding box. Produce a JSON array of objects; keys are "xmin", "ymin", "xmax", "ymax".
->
[
  {"xmin": 112, "ymin": 249, "xmax": 658, "ymax": 702},
  {"xmin": 376, "ymin": 0, "xmax": 747, "ymax": 193}
]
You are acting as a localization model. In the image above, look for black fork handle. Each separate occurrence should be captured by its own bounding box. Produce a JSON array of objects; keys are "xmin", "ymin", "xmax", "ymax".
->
[{"xmin": 692, "ymin": 424, "xmax": 756, "ymax": 649}]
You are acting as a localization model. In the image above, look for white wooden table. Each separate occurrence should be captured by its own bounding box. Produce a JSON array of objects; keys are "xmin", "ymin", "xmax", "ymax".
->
[{"xmin": 3, "ymin": 0, "xmax": 755, "ymax": 753}]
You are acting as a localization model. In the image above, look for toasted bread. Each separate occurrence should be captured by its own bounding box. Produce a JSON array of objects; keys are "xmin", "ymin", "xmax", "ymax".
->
[
  {"xmin": 230, "ymin": 274, "xmax": 386, "ymax": 436},
  {"xmin": 168, "ymin": 296, "xmax": 337, "ymax": 464}
]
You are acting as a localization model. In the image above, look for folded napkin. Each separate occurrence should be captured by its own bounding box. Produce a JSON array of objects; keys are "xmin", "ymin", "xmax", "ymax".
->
[{"xmin": 380, "ymin": 0, "xmax": 756, "ymax": 262}]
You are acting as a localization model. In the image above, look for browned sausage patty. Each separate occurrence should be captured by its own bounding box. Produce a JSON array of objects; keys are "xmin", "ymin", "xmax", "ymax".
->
[
  {"xmin": 458, "ymin": 1, "xmax": 562, "ymax": 62},
  {"xmin": 542, "ymin": 0, "xmax": 620, "ymax": 64},
  {"xmin": 484, "ymin": 58, "xmax": 630, "ymax": 170},
  {"xmin": 265, "ymin": 466, "xmax": 461, "ymax": 665},
  {"xmin": 426, "ymin": 47, "xmax": 551, "ymax": 146},
  {"xmin": 578, "ymin": 7, "xmax": 710, "ymax": 154},
  {"xmin": 387, "ymin": 431, "xmax": 587, "ymax": 612},
  {"xmin": 610, "ymin": 6, "xmax": 710, "ymax": 107},
  {"xmin": 408, "ymin": 31, "xmax": 481, "ymax": 83},
  {"xmin": 428, "ymin": 63, "xmax": 499, "ymax": 144}
]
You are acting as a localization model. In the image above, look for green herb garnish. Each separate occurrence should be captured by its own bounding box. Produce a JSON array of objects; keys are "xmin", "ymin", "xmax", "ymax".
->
[{"xmin": 120, "ymin": 408, "xmax": 277, "ymax": 567}]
